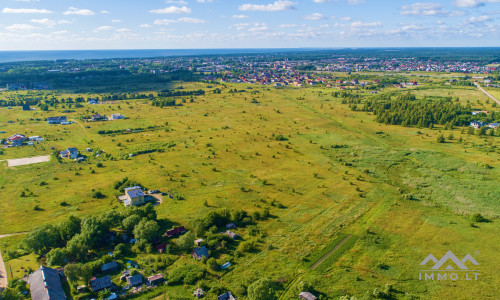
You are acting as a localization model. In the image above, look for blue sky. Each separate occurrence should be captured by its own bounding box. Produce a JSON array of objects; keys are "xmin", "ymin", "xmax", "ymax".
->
[{"xmin": 0, "ymin": 0, "xmax": 499, "ymax": 50}]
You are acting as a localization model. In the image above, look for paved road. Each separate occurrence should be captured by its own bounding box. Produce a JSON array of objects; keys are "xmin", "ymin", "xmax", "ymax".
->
[{"xmin": 474, "ymin": 82, "xmax": 500, "ymax": 106}]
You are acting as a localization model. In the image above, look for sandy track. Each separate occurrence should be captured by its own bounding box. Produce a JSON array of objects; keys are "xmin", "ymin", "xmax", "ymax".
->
[{"xmin": 6, "ymin": 155, "xmax": 50, "ymax": 167}]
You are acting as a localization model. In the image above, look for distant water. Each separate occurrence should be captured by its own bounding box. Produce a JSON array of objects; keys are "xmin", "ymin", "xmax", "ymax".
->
[{"xmin": 0, "ymin": 48, "xmax": 319, "ymax": 63}]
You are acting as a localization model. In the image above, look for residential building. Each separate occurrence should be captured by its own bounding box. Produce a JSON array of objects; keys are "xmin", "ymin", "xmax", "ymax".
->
[
  {"xmin": 218, "ymin": 291, "xmax": 236, "ymax": 300},
  {"xmin": 101, "ymin": 261, "xmax": 119, "ymax": 273},
  {"xmin": 60, "ymin": 148, "xmax": 79, "ymax": 159},
  {"xmin": 299, "ymin": 292, "xmax": 318, "ymax": 300},
  {"xmin": 90, "ymin": 276, "xmax": 112, "ymax": 292},
  {"xmin": 147, "ymin": 274, "xmax": 164, "ymax": 286},
  {"xmin": 28, "ymin": 266, "xmax": 67, "ymax": 300},
  {"xmin": 165, "ymin": 226, "xmax": 186, "ymax": 238},
  {"xmin": 47, "ymin": 116, "xmax": 67, "ymax": 124},
  {"xmin": 126, "ymin": 274, "xmax": 143, "ymax": 287},
  {"xmin": 124, "ymin": 186, "xmax": 145, "ymax": 206},
  {"xmin": 192, "ymin": 246, "xmax": 209, "ymax": 260}
]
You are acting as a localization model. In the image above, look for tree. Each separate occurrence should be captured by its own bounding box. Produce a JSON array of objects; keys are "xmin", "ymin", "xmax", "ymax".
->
[
  {"xmin": 65, "ymin": 234, "xmax": 89, "ymax": 260},
  {"xmin": 133, "ymin": 219, "xmax": 160, "ymax": 243},
  {"xmin": 176, "ymin": 231, "xmax": 195, "ymax": 252},
  {"xmin": 64, "ymin": 263, "xmax": 83, "ymax": 282},
  {"xmin": 22, "ymin": 224, "xmax": 60, "ymax": 254},
  {"xmin": 471, "ymin": 213, "xmax": 485, "ymax": 222},
  {"xmin": 122, "ymin": 214, "xmax": 141, "ymax": 234},
  {"xmin": 59, "ymin": 215, "xmax": 81, "ymax": 241},
  {"xmin": 247, "ymin": 278, "xmax": 276, "ymax": 300},
  {"xmin": 436, "ymin": 134, "xmax": 445, "ymax": 143},
  {"xmin": 46, "ymin": 248, "xmax": 66, "ymax": 266},
  {"xmin": 206, "ymin": 257, "xmax": 219, "ymax": 271}
]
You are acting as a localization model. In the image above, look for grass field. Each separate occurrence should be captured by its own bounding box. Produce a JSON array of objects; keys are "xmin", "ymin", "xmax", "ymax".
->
[{"xmin": 0, "ymin": 80, "xmax": 499, "ymax": 299}]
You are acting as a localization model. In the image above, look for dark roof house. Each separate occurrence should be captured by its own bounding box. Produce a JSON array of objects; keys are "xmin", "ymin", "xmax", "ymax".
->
[
  {"xmin": 101, "ymin": 261, "xmax": 119, "ymax": 273},
  {"xmin": 165, "ymin": 226, "xmax": 187, "ymax": 238},
  {"xmin": 299, "ymin": 292, "xmax": 318, "ymax": 300},
  {"xmin": 192, "ymin": 246, "xmax": 209, "ymax": 260},
  {"xmin": 218, "ymin": 291, "xmax": 236, "ymax": 300},
  {"xmin": 224, "ymin": 230, "xmax": 240, "ymax": 240},
  {"xmin": 90, "ymin": 275, "xmax": 112, "ymax": 292},
  {"xmin": 126, "ymin": 274, "xmax": 143, "ymax": 287},
  {"xmin": 28, "ymin": 266, "xmax": 67, "ymax": 300}
]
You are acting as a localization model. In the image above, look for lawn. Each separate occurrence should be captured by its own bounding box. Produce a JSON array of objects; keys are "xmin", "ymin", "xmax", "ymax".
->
[{"xmin": 1, "ymin": 80, "xmax": 499, "ymax": 299}]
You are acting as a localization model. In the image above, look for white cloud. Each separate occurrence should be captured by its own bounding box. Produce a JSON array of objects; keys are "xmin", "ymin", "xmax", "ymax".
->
[
  {"xmin": 140, "ymin": 24, "xmax": 152, "ymax": 28},
  {"xmin": 279, "ymin": 23, "xmax": 299, "ymax": 28},
  {"xmin": 401, "ymin": 3, "xmax": 444, "ymax": 16},
  {"xmin": 454, "ymin": 0, "xmax": 500, "ymax": 7},
  {"xmin": 100, "ymin": 10, "xmax": 110, "ymax": 14},
  {"xmin": 166, "ymin": 0, "xmax": 188, "ymax": 4},
  {"xmin": 94, "ymin": 26, "xmax": 113, "ymax": 32},
  {"xmin": 112, "ymin": 20, "xmax": 121, "ymax": 23},
  {"xmin": 6, "ymin": 23, "xmax": 37, "ymax": 31},
  {"xmin": 350, "ymin": 21, "xmax": 382, "ymax": 28},
  {"xmin": 154, "ymin": 17, "xmax": 206, "ymax": 25},
  {"xmin": 116, "ymin": 28, "xmax": 132, "ymax": 32},
  {"xmin": 468, "ymin": 15, "xmax": 491, "ymax": 22},
  {"xmin": 150, "ymin": 6, "xmax": 192, "ymax": 14},
  {"xmin": 30, "ymin": 18, "xmax": 56, "ymax": 26},
  {"xmin": 239, "ymin": 1, "xmax": 297, "ymax": 12},
  {"xmin": 2, "ymin": 7, "xmax": 52, "ymax": 14},
  {"xmin": 197, "ymin": 0, "xmax": 213, "ymax": 2},
  {"xmin": 232, "ymin": 14, "xmax": 249, "ymax": 19},
  {"xmin": 303, "ymin": 13, "xmax": 326, "ymax": 20},
  {"xmin": 64, "ymin": 7, "xmax": 95, "ymax": 16},
  {"xmin": 340, "ymin": 16, "xmax": 352, "ymax": 21}
]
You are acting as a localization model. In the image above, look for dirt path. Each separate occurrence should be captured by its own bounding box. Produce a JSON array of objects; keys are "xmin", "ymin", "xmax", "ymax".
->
[
  {"xmin": 310, "ymin": 234, "xmax": 352, "ymax": 270},
  {"xmin": 474, "ymin": 82, "xmax": 500, "ymax": 106},
  {"xmin": 0, "ymin": 232, "xmax": 27, "ymax": 291}
]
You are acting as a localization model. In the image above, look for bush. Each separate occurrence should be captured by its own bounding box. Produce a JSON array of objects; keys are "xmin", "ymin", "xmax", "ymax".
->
[
  {"xmin": 470, "ymin": 213, "xmax": 485, "ymax": 223},
  {"xmin": 91, "ymin": 190, "xmax": 105, "ymax": 199},
  {"xmin": 436, "ymin": 134, "xmax": 445, "ymax": 143}
]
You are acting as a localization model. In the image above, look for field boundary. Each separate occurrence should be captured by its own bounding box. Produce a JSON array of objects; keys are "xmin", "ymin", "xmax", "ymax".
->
[{"xmin": 310, "ymin": 234, "xmax": 353, "ymax": 270}]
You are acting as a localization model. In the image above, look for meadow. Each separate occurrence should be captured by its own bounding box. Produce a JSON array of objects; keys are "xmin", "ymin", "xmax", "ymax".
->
[{"xmin": 0, "ymin": 79, "xmax": 499, "ymax": 299}]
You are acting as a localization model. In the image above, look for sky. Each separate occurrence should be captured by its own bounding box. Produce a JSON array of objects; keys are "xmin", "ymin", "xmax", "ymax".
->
[{"xmin": 0, "ymin": 0, "xmax": 499, "ymax": 50}]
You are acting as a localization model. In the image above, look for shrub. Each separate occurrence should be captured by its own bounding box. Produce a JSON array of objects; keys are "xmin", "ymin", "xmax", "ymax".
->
[{"xmin": 470, "ymin": 213, "xmax": 485, "ymax": 223}]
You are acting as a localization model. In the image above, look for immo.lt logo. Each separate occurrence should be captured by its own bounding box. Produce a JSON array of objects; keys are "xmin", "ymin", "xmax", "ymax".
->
[{"xmin": 419, "ymin": 251, "xmax": 480, "ymax": 281}]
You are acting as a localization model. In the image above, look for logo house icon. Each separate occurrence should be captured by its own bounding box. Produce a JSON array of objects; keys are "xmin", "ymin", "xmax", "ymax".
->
[{"xmin": 420, "ymin": 251, "xmax": 479, "ymax": 270}]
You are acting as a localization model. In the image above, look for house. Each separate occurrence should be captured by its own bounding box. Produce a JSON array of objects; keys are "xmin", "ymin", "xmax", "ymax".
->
[
  {"xmin": 224, "ymin": 230, "xmax": 240, "ymax": 240},
  {"xmin": 299, "ymin": 292, "xmax": 318, "ymax": 300},
  {"xmin": 192, "ymin": 246, "xmax": 209, "ymax": 260},
  {"xmin": 47, "ymin": 116, "xmax": 67, "ymax": 124},
  {"xmin": 92, "ymin": 114, "xmax": 106, "ymax": 121},
  {"xmin": 194, "ymin": 239, "xmax": 204, "ymax": 246},
  {"xmin": 111, "ymin": 113, "xmax": 125, "ymax": 120},
  {"xmin": 123, "ymin": 186, "xmax": 145, "ymax": 206},
  {"xmin": 28, "ymin": 266, "xmax": 67, "ymax": 300},
  {"xmin": 90, "ymin": 275, "xmax": 112, "ymax": 292},
  {"xmin": 226, "ymin": 223, "xmax": 236, "ymax": 229},
  {"xmin": 487, "ymin": 123, "xmax": 499, "ymax": 129},
  {"xmin": 88, "ymin": 99, "xmax": 98, "ymax": 104},
  {"xmin": 165, "ymin": 226, "xmax": 187, "ymax": 238},
  {"xmin": 154, "ymin": 243, "xmax": 167, "ymax": 253},
  {"xmin": 470, "ymin": 121, "xmax": 485, "ymax": 129},
  {"xmin": 8, "ymin": 133, "xmax": 25, "ymax": 147},
  {"xmin": 60, "ymin": 148, "xmax": 79, "ymax": 159},
  {"xmin": 193, "ymin": 288, "xmax": 204, "ymax": 298},
  {"xmin": 147, "ymin": 274, "xmax": 164, "ymax": 286},
  {"xmin": 101, "ymin": 261, "xmax": 119, "ymax": 273},
  {"xmin": 218, "ymin": 291, "xmax": 236, "ymax": 300},
  {"xmin": 126, "ymin": 274, "xmax": 143, "ymax": 287}
]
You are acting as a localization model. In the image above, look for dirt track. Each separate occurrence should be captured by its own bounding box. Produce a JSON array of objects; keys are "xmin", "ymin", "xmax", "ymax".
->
[{"xmin": 6, "ymin": 155, "xmax": 50, "ymax": 167}]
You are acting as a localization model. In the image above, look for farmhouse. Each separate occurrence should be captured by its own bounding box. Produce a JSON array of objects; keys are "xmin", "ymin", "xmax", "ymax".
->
[
  {"xmin": 123, "ymin": 186, "xmax": 146, "ymax": 206},
  {"xmin": 8, "ymin": 133, "xmax": 25, "ymax": 147},
  {"xmin": 470, "ymin": 121, "xmax": 485, "ymax": 129},
  {"xmin": 28, "ymin": 266, "xmax": 67, "ymax": 300},
  {"xmin": 299, "ymin": 291, "xmax": 318, "ymax": 300},
  {"xmin": 224, "ymin": 230, "xmax": 240, "ymax": 240},
  {"xmin": 218, "ymin": 291, "xmax": 236, "ymax": 300},
  {"xmin": 165, "ymin": 226, "xmax": 186, "ymax": 238},
  {"xmin": 192, "ymin": 246, "xmax": 209, "ymax": 260},
  {"xmin": 488, "ymin": 122, "xmax": 499, "ymax": 129},
  {"xmin": 92, "ymin": 114, "xmax": 106, "ymax": 121},
  {"xmin": 111, "ymin": 113, "xmax": 125, "ymax": 120},
  {"xmin": 90, "ymin": 275, "xmax": 112, "ymax": 292},
  {"xmin": 147, "ymin": 274, "xmax": 164, "ymax": 286},
  {"xmin": 126, "ymin": 274, "xmax": 143, "ymax": 287},
  {"xmin": 47, "ymin": 116, "xmax": 67, "ymax": 124},
  {"xmin": 60, "ymin": 148, "xmax": 79, "ymax": 159}
]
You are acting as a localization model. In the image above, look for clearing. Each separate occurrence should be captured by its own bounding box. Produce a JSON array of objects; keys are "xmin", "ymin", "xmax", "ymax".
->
[{"xmin": 5, "ymin": 155, "xmax": 51, "ymax": 167}]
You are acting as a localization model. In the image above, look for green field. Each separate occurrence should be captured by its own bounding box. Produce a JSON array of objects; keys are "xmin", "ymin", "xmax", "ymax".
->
[{"xmin": 1, "ymin": 80, "xmax": 499, "ymax": 299}]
